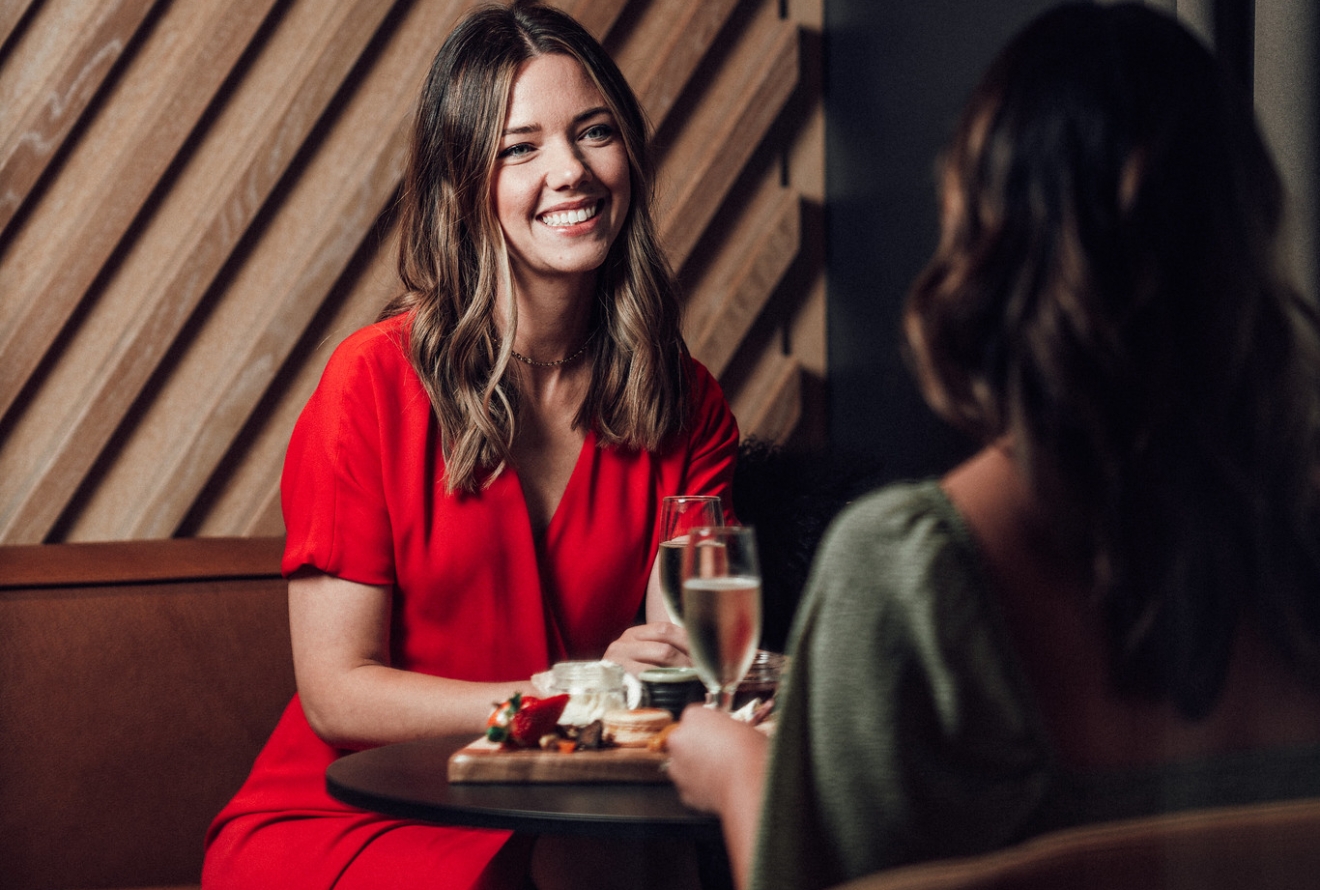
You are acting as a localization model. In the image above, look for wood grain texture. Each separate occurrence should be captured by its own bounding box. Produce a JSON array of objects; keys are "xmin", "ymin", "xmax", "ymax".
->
[
  {"xmin": 733, "ymin": 352, "xmax": 804, "ymax": 445},
  {"xmin": 0, "ymin": 0, "xmax": 279, "ymax": 424},
  {"xmin": 0, "ymin": 0, "xmax": 396, "ymax": 542},
  {"xmin": 608, "ymin": 0, "xmax": 742, "ymax": 124},
  {"xmin": 0, "ymin": 0, "xmax": 157, "ymax": 237},
  {"xmin": 556, "ymin": 0, "xmax": 628, "ymax": 39},
  {"xmin": 656, "ymin": 4, "xmax": 799, "ymax": 266},
  {"xmin": 0, "ymin": 1, "xmax": 40, "ymax": 54},
  {"xmin": 686, "ymin": 185, "xmax": 800, "ymax": 378},
  {"xmin": 0, "ymin": 0, "xmax": 824, "ymax": 543}
]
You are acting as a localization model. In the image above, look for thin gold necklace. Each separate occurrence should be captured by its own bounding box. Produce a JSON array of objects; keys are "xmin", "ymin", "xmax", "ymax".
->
[{"xmin": 510, "ymin": 331, "xmax": 595, "ymax": 367}]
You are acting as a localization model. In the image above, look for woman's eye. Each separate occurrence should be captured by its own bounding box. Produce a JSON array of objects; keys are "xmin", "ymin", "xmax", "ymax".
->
[
  {"xmin": 499, "ymin": 143, "xmax": 534, "ymax": 159},
  {"xmin": 581, "ymin": 124, "xmax": 614, "ymax": 142}
]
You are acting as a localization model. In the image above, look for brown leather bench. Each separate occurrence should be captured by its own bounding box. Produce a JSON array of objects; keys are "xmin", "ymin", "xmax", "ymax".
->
[
  {"xmin": 0, "ymin": 537, "xmax": 292, "ymax": 890},
  {"xmin": 831, "ymin": 796, "xmax": 1320, "ymax": 890}
]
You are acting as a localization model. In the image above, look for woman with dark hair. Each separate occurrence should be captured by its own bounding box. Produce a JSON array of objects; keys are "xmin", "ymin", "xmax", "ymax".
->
[
  {"xmin": 203, "ymin": 2, "xmax": 736, "ymax": 887},
  {"xmin": 667, "ymin": 4, "xmax": 1320, "ymax": 888}
]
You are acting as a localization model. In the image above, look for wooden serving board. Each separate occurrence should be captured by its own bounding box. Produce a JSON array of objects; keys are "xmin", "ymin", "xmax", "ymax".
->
[{"xmin": 447, "ymin": 737, "xmax": 669, "ymax": 784}]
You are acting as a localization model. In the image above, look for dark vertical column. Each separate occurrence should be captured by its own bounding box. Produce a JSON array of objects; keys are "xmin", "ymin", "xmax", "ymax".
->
[
  {"xmin": 823, "ymin": 0, "xmax": 1056, "ymax": 478},
  {"xmin": 1214, "ymin": 0, "xmax": 1255, "ymax": 91}
]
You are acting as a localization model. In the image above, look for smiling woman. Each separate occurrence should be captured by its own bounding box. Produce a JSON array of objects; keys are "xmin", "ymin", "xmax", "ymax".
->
[{"xmin": 199, "ymin": 2, "xmax": 739, "ymax": 889}]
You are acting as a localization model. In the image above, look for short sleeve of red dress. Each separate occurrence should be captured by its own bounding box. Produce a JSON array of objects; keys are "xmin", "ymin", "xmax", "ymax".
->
[{"xmin": 281, "ymin": 321, "xmax": 406, "ymax": 586}]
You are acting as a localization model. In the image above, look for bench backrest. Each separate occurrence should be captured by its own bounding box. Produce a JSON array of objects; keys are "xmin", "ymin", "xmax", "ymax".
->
[{"xmin": 0, "ymin": 537, "xmax": 293, "ymax": 890}]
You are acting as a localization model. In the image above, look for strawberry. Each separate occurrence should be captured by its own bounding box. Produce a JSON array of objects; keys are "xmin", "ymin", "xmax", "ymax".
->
[
  {"xmin": 485, "ymin": 693, "xmax": 522, "ymax": 741},
  {"xmin": 485, "ymin": 693, "xmax": 570, "ymax": 748},
  {"xmin": 509, "ymin": 694, "xmax": 570, "ymax": 747}
]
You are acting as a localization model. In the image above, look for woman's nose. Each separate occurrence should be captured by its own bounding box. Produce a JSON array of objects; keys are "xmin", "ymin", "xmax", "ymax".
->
[{"xmin": 546, "ymin": 142, "xmax": 589, "ymax": 189}]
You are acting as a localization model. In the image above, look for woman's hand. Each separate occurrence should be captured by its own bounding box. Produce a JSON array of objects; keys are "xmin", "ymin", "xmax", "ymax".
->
[
  {"xmin": 665, "ymin": 704, "xmax": 768, "ymax": 890},
  {"xmin": 666, "ymin": 704, "xmax": 767, "ymax": 813},
  {"xmin": 602, "ymin": 621, "xmax": 690, "ymax": 676},
  {"xmin": 602, "ymin": 534, "xmax": 694, "ymax": 676}
]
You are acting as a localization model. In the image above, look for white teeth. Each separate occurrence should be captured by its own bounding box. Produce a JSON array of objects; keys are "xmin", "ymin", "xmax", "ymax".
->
[{"xmin": 540, "ymin": 204, "xmax": 598, "ymax": 227}]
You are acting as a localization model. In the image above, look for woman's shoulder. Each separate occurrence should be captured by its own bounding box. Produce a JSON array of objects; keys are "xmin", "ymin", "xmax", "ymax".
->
[
  {"xmin": 314, "ymin": 314, "xmax": 414, "ymax": 385},
  {"xmin": 796, "ymin": 476, "xmax": 1048, "ymax": 756},
  {"xmin": 675, "ymin": 352, "xmax": 739, "ymax": 446},
  {"xmin": 820, "ymin": 479, "xmax": 972, "ymax": 561},
  {"xmin": 294, "ymin": 315, "xmax": 423, "ymax": 425},
  {"xmin": 681, "ymin": 354, "xmax": 724, "ymax": 403},
  {"xmin": 802, "ymin": 478, "xmax": 994, "ymax": 639},
  {"xmin": 682, "ymin": 352, "xmax": 715, "ymax": 378},
  {"xmin": 329, "ymin": 314, "xmax": 411, "ymax": 363}
]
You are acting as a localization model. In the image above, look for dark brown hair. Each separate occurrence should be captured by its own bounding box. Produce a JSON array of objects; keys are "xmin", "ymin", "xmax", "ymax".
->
[
  {"xmin": 386, "ymin": 0, "xmax": 685, "ymax": 492},
  {"xmin": 906, "ymin": 1, "xmax": 1320, "ymax": 717}
]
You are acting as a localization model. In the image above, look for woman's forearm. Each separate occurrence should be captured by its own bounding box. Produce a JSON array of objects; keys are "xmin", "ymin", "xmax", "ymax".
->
[
  {"xmin": 299, "ymin": 663, "xmax": 529, "ymax": 749},
  {"xmin": 289, "ymin": 571, "xmax": 530, "ymax": 748},
  {"xmin": 717, "ymin": 750, "xmax": 767, "ymax": 890},
  {"xmin": 665, "ymin": 706, "xmax": 770, "ymax": 890}
]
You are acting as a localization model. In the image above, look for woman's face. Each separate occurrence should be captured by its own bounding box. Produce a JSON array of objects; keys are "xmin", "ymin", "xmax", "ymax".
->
[{"xmin": 491, "ymin": 53, "xmax": 631, "ymax": 296}]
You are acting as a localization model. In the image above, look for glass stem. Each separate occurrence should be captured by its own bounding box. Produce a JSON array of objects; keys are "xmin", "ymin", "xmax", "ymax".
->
[{"xmin": 716, "ymin": 687, "xmax": 737, "ymax": 713}]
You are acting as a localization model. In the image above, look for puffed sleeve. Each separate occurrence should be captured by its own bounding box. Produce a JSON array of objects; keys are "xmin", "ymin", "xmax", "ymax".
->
[
  {"xmin": 750, "ymin": 482, "xmax": 1054, "ymax": 890},
  {"xmin": 680, "ymin": 357, "xmax": 741, "ymax": 522},
  {"xmin": 280, "ymin": 325, "xmax": 401, "ymax": 585}
]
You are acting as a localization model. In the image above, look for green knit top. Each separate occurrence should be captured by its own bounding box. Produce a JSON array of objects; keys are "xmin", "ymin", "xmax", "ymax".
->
[{"xmin": 751, "ymin": 481, "xmax": 1320, "ymax": 890}]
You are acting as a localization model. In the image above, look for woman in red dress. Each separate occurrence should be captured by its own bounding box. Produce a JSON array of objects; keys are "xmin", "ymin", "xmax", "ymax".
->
[{"xmin": 202, "ymin": 3, "xmax": 738, "ymax": 887}]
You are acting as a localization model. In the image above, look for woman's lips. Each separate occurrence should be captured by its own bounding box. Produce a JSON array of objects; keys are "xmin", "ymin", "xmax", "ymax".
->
[{"xmin": 538, "ymin": 200, "xmax": 601, "ymax": 228}]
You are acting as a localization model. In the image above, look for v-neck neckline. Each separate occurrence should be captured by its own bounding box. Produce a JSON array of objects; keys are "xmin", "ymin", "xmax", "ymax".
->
[{"xmin": 510, "ymin": 428, "xmax": 596, "ymax": 549}]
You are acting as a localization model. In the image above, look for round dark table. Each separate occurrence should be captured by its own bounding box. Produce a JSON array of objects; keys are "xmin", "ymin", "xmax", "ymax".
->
[
  {"xmin": 326, "ymin": 735, "xmax": 731, "ymax": 887},
  {"xmin": 326, "ymin": 734, "xmax": 722, "ymax": 841}
]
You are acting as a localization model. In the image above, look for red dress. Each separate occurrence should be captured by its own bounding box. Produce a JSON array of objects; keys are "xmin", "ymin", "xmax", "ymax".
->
[{"xmin": 202, "ymin": 314, "xmax": 739, "ymax": 889}]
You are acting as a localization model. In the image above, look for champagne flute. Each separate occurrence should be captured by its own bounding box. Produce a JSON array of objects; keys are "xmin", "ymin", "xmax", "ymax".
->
[
  {"xmin": 681, "ymin": 525, "xmax": 762, "ymax": 712},
  {"xmin": 658, "ymin": 496, "xmax": 724, "ymax": 625}
]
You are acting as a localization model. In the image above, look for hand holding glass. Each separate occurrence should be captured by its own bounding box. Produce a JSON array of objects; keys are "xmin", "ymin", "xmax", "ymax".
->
[
  {"xmin": 658, "ymin": 496, "xmax": 724, "ymax": 624},
  {"xmin": 681, "ymin": 525, "xmax": 762, "ymax": 712}
]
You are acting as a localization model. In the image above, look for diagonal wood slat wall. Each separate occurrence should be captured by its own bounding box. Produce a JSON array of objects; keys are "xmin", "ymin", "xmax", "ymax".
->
[{"xmin": 0, "ymin": 0, "xmax": 824, "ymax": 544}]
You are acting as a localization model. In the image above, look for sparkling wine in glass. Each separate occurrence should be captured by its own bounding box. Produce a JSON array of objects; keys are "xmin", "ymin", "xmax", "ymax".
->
[
  {"xmin": 681, "ymin": 525, "xmax": 762, "ymax": 712},
  {"xmin": 658, "ymin": 496, "xmax": 724, "ymax": 625}
]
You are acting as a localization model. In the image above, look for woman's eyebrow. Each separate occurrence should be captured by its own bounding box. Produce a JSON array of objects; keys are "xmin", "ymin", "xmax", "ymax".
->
[
  {"xmin": 574, "ymin": 106, "xmax": 612, "ymax": 123},
  {"xmin": 501, "ymin": 106, "xmax": 612, "ymax": 138}
]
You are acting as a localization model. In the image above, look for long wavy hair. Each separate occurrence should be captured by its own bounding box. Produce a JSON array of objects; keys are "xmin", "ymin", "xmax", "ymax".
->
[
  {"xmin": 385, "ymin": 0, "xmax": 686, "ymax": 493},
  {"xmin": 905, "ymin": 1, "xmax": 1320, "ymax": 718}
]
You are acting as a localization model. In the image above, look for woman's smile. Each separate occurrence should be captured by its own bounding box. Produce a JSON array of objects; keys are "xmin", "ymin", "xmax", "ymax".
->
[{"xmin": 538, "ymin": 199, "xmax": 602, "ymax": 229}]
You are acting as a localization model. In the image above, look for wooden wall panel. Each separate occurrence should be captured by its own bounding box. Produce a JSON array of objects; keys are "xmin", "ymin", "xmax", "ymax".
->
[
  {"xmin": 606, "ymin": 0, "xmax": 740, "ymax": 124},
  {"xmin": 0, "ymin": 0, "xmax": 158, "ymax": 236},
  {"xmin": 0, "ymin": 4, "xmax": 39, "ymax": 53},
  {"xmin": 655, "ymin": 3, "xmax": 799, "ymax": 266},
  {"xmin": 0, "ymin": 0, "xmax": 825, "ymax": 543},
  {"xmin": 0, "ymin": 1, "xmax": 277, "ymax": 418}
]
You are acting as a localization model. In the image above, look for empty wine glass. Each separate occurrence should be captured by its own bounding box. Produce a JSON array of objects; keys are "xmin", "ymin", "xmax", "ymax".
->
[
  {"xmin": 657, "ymin": 496, "xmax": 724, "ymax": 625},
  {"xmin": 681, "ymin": 525, "xmax": 762, "ymax": 712}
]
